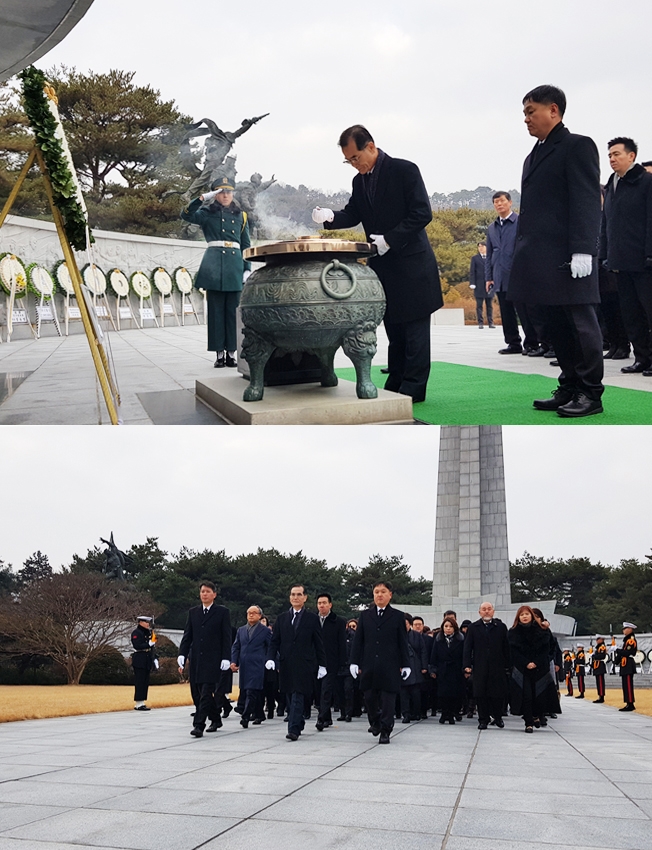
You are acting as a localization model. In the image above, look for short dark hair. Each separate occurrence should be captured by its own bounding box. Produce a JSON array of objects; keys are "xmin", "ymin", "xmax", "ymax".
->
[
  {"xmin": 477, "ymin": 241, "xmax": 486, "ymax": 247},
  {"xmin": 338, "ymin": 124, "xmax": 374, "ymax": 150},
  {"xmin": 317, "ymin": 592, "xmax": 332, "ymax": 603},
  {"xmin": 492, "ymin": 191, "xmax": 511, "ymax": 202},
  {"xmin": 443, "ymin": 609, "xmax": 457, "ymax": 619},
  {"xmin": 200, "ymin": 580, "xmax": 216, "ymax": 592},
  {"xmin": 413, "ymin": 616, "xmax": 424, "ymax": 624},
  {"xmin": 290, "ymin": 584, "xmax": 306, "ymax": 594},
  {"xmin": 404, "ymin": 612, "xmax": 414, "ymax": 625},
  {"xmin": 522, "ymin": 84, "xmax": 566, "ymax": 117},
  {"xmin": 608, "ymin": 136, "xmax": 638, "ymax": 156},
  {"xmin": 373, "ymin": 579, "xmax": 393, "ymax": 592},
  {"xmin": 642, "ymin": 161, "xmax": 652, "ymax": 168}
]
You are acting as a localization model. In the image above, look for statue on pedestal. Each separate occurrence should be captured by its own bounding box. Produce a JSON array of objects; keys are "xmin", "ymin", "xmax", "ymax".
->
[
  {"xmin": 100, "ymin": 533, "xmax": 131, "ymax": 581},
  {"xmin": 236, "ymin": 172, "xmax": 277, "ymax": 237}
]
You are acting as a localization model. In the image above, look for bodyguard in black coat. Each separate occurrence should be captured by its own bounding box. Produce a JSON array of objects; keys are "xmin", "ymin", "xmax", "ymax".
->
[
  {"xmin": 318, "ymin": 125, "xmax": 443, "ymax": 403},
  {"xmin": 509, "ymin": 86, "xmax": 604, "ymax": 417},
  {"xmin": 463, "ymin": 602, "xmax": 510, "ymax": 729},
  {"xmin": 178, "ymin": 582, "xmax": 232, "ymax": 737},
  {"xmin": 315, "ymin": 594, "xmax": 347, "ymax": 730},
  {"xmin": 267, "ymin": 585, "xmax": 327, "ymax": 740},
  {"xmin": 350, "ymin": 581, "xmax": 411, "ymax": 743}
]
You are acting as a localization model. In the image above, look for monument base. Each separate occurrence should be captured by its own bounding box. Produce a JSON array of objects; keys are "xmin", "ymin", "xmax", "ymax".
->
[
  {"xmin": 409, "ymin": 598, "xmax": 575, "ymax": 636},
  {"xmin": 195, "ymin": 375, "xmax": 414, "ymax": 425}
]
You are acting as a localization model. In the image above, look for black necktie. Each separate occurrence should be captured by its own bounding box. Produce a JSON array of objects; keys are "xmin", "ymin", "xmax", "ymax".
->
[
  {"xmin": 203, "ymin": 608, "xmax": 208, "ymax": 616},
  {"xmin": 378, "ymin": 608, "xmax": 384, "ymax": 619}
]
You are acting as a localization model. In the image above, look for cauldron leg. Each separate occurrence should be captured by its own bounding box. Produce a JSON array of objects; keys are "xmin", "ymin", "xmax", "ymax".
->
[
  {"xmin": 316, "ymin": 348, "xmax": 338, "ymax": 388},
  {"xmin": 342, "ymin": 323, "xmax": 379, "ymax": 400},
  {"xmin": 242, "ymin": 328, "xmax": 275, "ymax": 402}
]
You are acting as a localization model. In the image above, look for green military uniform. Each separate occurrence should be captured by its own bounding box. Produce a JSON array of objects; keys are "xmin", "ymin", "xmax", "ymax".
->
[{"xmin": 180, "ymin": 198, "xmax": 251, "ymax": 353}]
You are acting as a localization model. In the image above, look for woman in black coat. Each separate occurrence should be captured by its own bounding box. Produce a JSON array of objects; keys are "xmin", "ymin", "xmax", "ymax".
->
[
  {"xmin": 429, "ymin": 617, "xmax": 466, "ymax": 724},
  {"xmin": 508, "ymin": 606, "xmax": 560, "ymax": 732}
]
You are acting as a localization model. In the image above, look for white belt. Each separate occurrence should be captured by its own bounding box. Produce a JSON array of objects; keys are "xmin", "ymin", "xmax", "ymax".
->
[{"xmin": 207, "ymin": 240, "xmax": 240, "ymax": 249}]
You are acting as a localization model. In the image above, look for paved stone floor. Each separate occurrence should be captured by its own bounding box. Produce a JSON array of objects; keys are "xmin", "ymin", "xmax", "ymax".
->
[
  {"xmin": 1, "ymin": 697, "xmax": 651, "ymax": 850},
  {"xmin": 0, "ymin": 323, "xmax": 650, "ymax": 425}
]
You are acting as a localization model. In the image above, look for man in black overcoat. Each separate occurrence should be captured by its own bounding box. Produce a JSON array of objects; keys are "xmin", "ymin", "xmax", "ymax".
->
[
  {"xmin": 599, "ymin": 137, "xmax": 652, "ymax": 375},
  {"xmin": 315, "ymin": 592, "xmax": 347, "ymax": 730},
  {"xmin": 350, "ymin": 580, "xmax": 411, "ymax": 743},
  {"xmin": 313, "ymin": 125, "xmax": 443, "ymax": 403},
  {"xmin": 509, "ymin": 85, "xmax": 604, "ymax": 418},
  {"xmin": 266, "ymin": 585, "xmax": 327, "ymax": 741},
  {"xmin": 469, "ymin": 242, "xmax": 494, "ymax": 329},
  {"xmin": 178, "ymin": 581, "xmax": 232, "ymax": 737},
  {"xmin": 463, "ymin": 601, "xmax": 510, "ymax": 730}
]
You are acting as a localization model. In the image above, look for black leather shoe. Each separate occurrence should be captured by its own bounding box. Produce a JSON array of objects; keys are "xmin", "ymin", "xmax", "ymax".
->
[
  {"xmin": 557, "ymin": 393, "xmax": 603, "ymax": 418},
  {"xmin": 368, "ymin": 725, "xmax": 381, "ymax": 736},
  {"xmin": 643, "ymin": 367, "xmax": 652, "ymax": 376},
  {"xmin": 612, "ymin": 347, "xmax": 631, "ymax": 360},
  {"xmin": 214, "ymin": 354, "xmax": 225, "ymax": 368},
  {"xmin": 527, "ymin": 346, "xmax": 546, "ymax": 357},
  {"xmin": 549, "ymin": 360, "xmax": 559, "ymax": 367},
  {"xmin": 621, "ymin": 361, "xmax": 650, "ymax": 373},
  {"xmin": 499, "ymin": 346, "xmax": 523, "ymax": 354},
  {"xmin": 240, "ymin": 719, "xmax": 249, "ymax": 728},
  {"xmin": 494, "ymin": 719, "xmax": 504, "ymax": 728},
  {"xmin": 533, "ymin": 387, "xmax": 574, "ymax": 410},
  {"xmin": 592, "ymin": 698, "xmax": 604, "ymax": 703},
  {"xmin": 619, "ymin": 704, "xmax": 635, "ymax": 712},
  {"xmin": 402, "ymin": 717, "xmax": 411, "ymax": 724},
  {"xmin": 252, "ymin": 719, "xmax": 263, "ymax": 725},
  {"xmin": 206, "ymin": 722, "xmax": 221, "ymax": 732},
  {"xmin": 543, "ymin": 348, "xmax": 556, "ymax": 358},
  {"xmin": 478, "ymin": 722, "xmax": 488, "ymax": 730},
  {"xmin": 380, "ymin": 366, "xmax": 390, "ymax": 374},
  {"xmin": 190, "ymin": 728, "xmax": 203, "ymax": 737},
  {"xmin": 286, "ymin": 732, "xmax": 299, "ymax": 740},
  {"xmin": 345, "ymin": 715, "xmax": 352, "ymax": 722},
  {"xmin": 223, "ymin": 704, "xmax": 232, "ymax": 718},
  {"xmin": 379, "ymin": 731, "xmax": 390, "ymax": 744},
  {"xmin": 315, "ymin": 721, "xmax": 325, "ymax": 731},
  {"xmin": 575, "ymin": 694, "xmax": 585, "ymax": 699},
  {"xmin": 225, "ymin": 354, "xmax": 237, "ymax": 368},
  {"xmin": 134, "ymin": 705, "xmax": 151, "ymax": 711}
]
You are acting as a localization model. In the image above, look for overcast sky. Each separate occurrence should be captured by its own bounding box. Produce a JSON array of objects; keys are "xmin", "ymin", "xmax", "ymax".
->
[
  {"xmin": 39, "ymin": 0, "xmax": 652, "ymax": 196},
  {"xmin": 2, "ymin": 426, "xmax": 650, "ymax": 578}
]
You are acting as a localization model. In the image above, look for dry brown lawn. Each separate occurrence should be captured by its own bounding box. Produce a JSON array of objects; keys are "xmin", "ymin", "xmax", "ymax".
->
[{"xmin": 574, "ymin": 689, "xmax": 652, "ymax": 716}]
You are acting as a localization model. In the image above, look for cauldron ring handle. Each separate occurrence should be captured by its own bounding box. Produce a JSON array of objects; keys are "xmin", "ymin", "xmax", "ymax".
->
[{"xmin": 320, "ymin": 259, "xmax": 357, "ymax": 300}]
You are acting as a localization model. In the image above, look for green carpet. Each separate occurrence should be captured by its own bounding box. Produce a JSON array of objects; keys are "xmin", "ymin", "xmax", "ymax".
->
[{"xmin": 335, "ymin": 362, "xmax": 652, "ymax": 424}]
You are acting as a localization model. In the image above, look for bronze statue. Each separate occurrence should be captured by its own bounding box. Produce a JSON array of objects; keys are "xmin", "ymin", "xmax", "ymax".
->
[
  {"xmin": 100, "ymin": 533, "xmax": 131, "ymax": 581},
  {"xmin": 236, "ymin": 172, "xmax": 277, "ymax": 237}
]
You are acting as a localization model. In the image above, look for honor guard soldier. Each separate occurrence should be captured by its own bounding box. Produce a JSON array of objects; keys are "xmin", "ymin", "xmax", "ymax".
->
[
  {"xmin": 574, "ymin": 645, "xmax": 586, "ymax": 698},
  {"xmin": 131, "ymin": 616, "xmax": 158, "ymax": 711},
  {"xmin": 592, "ymin": 637, "xmax": 608, "ymax": 703},
  {"xmin": 563, "ymin": 649, "xmax": 574, "ymax": 696},
  {"xmin": 618, "ymin": 622, "xmax": 638, "ymax": 711}
]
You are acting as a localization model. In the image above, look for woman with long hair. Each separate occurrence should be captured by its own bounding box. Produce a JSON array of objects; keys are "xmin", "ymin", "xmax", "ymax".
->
[
  {"xmin": 429, "ymin": 616, "xmax": 466, "ymax": 724},
  {"xmin": 508, "ymin": 605, "xmax": 559, "ymax": 733}
]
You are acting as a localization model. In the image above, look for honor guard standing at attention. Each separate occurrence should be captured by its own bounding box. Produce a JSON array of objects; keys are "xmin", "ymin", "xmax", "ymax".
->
[
  {"xmin": 618, "ymin": 622, "xmax": 638, "ymax": 711},
  {"xmin": 563, "ymin": 649, "xmax": 574, "ymax": 696},
  {"xmin": 574, "ymin": 645, "xmax": 586, "ymax": 698},
  {"xmin": 592, "ymin": 637, "xmax": 608, "ymax": 703},
  {"xmin": 180, "ymin": 176, "xmax": 251, "ymax": 368},
  {"xmin": 131, "ymin": 616, "xmax": 158, "ymax": 711}
]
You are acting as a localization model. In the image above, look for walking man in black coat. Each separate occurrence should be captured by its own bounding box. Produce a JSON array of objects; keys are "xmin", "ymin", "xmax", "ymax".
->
[
  {"xmin": 469, "ymin": 242, "xmax": 494, "ymax": 329},
  {"xmin": 313, "ymin": 125, "xmax": 442, "ymax": 403},
  {"xmin": 463, "ymin": 601, "xmax": 510, "ymax": 730},
  {"xmin": 266, "ymin": 585, "xmax": 327, "ymax": 741},
  {"xmin": 599, "ymin": 137, "xmax": 652, "ymax": 376},
  {"xmin": 178, "ymin": 581, "xmax": 232, "ymax": 738},
  {"xmin": 315, "ymin": 593, "xmax": 347, "ymax": 731},
  {"xmin": 509, "ymin": 85, "xmax": 604, "ymax": 418},
  {"xmin": 350, "ymin": 580, "xmax": 411, "ymax": 744}
]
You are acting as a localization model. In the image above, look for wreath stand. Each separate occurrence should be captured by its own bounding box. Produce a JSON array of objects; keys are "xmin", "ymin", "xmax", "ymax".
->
[
  {"xmin": 83, "ymin": 265, "xmax": 117, "ymax": 332},
  {"xmin": 0, "ymin": 146, "xmax": 120, "ymax": 424},
  {"xmin": 152, "ymin": 269, "xmax": 179, "ymax": 328},
  {"xmin": 181, "ymin": 291, "xmax": 200, "ymax": 325},
  {"xmin": 1, "ymin": 256, "xmax": 36, "ymax": 343},
  {"xmin": 35, "ymin": 291, "xmax": 62, "ymax": 338}
]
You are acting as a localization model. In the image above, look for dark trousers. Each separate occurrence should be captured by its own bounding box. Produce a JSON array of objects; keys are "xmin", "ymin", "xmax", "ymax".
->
[
  {"xmin": 541, "ymin": 304, "xmax": 604, "ymax": 400},
  {"xmin": 622, "ymin": 674, "xmax": 635, "ymax": 705},
  {"xmin": 400, "ymin": 683, "xmax": 422, "ymax": 719},
  {"xmin": 566, "ymin": 674, "xmax": 574, "ymax": 696},
  {"xmin": 384, "ymin": 315, "xmax": 431, "ymax": 402},
  {"xmin": 600, "ymin": 290, "xmax": 630, "ymax": 350},
  {"xmin": 242, "ymin": 688, "xmax": 264, "ymax": 721},
  {"xmin": 476, "ymin": 695, "xmax": 503, "ymax": 725},
  {"xmin": 287, "ymin": 691, "xmax": 307, "ymax": 736},
  {"xmin": 577, "ymin": 674, "xmax": 585, "ymax": 695},
  {"xmin": 616, "ymin": 271, "xmax": 652, "ymax": 364},
  {"xmin": 194, "ymin": 682, "xmax": 225, "ymax": 729},
  {"xmin": 475, "ymin": 296, "xmax": 494, "ymax": 326},
  {"xmin": 518, "ymin": 302, "xmax": 549, "ymax": 350},
  {"xmin": 318, "ymin": 673, "xmax": 343, "ymax": 724},
  {"xmin": 595, "ymin": 673, "xmax": 606, "ymax": 698},
  {"xmin": 496, "ymin": 291, "xmax": 522, "ymax": 347},
  {"xmin": 343, "ymin": 674, "xmax": 363, "ymax": 717},
  {"xmin": 364, "ymin": 688, "xmax": 396, "ymax": 733},
  {"xmin": 439, "ymin": 694, "xmax": 462, "ymax": 719},
  {"xmin": 206, "ymin": 289, "xmax": 240, "ymax": 352},
  {"xmin": 133, "ymin": 667, "xmax": 150, "ymax": 702},
  {"xmin": 520, "ymin": 670, "xmax": 538, "ymax": 727}
]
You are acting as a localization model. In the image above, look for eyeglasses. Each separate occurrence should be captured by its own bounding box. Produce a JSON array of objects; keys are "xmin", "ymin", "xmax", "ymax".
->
[{"xmin": 342, "ymin": 144, "xmax": 370, "ymax": 166}]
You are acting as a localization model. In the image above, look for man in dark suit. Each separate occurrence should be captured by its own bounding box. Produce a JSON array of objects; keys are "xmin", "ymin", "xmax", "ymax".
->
[
  {"xmin": 599, "ymin": 137, "xmax": 652, "ymax": 375},
  {"xmin": 230, "ymin": 605, "xmax": 271, "ymax": 728},
  {"xmin": 266, "ymin": 585, "xmax": 327, "ymax": 741},
  {"xmin": 469, "ymin": 242, "xmax": 494, "ymax": 329},
  {"xmin": 315, "ymin": 592, "xmax": 347, "ymax": 731},
  {"xmin": 178, "ymin": 581, "xmax": 232, "ymax": 738},
  {"xmin": 509, "ymin": 85, "xmax": 604, "ymax": 418},
  {"xmin": 313, "ymin": 125, "xmax": 443, "ymax": 403},
  {"xmin": 463, "ymin": 601, "xmax": 510, "ymax": 730},
  {"xmin": 349, "ymin": 580, "xmax": 411, "ymax": 744}
]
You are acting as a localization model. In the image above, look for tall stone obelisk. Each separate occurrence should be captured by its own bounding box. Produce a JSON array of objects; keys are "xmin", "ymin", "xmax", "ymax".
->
[{"xmin": 432, "ymin": 425, "xmax": 512, "ymax": 610}]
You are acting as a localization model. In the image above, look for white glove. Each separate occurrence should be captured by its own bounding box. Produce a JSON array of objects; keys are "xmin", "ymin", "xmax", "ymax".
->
[
  {"xmin": 570, "ymin": 253, "xmax": 592, "ymax": 279},
  {"xmin": 149, "ymin": 639, "xmax": 156, "ymax": 646},
  {"xmin": 349, "ymin": 664, "xmax": 359, "ymax": 678},
  {"xmin": 201, "ymin": 190, "xmax": 218, "ymax": 204},
  {"xmin": 265, "ymin": 659, "xmax": 275, "ymax": 670},
  {"xmin": 220, "ymin": 659, "xmax": 230, "ymax": 671},
  {"xmin": 470, "ymin": 284, "xmax": 476, "ymax": 290},
  {"xmin": 317, "ymin": 666, "xmax": 327, "ymax": 679},
  {"xmin": 370, "ymin": 234, "xmax": 390, "ymax": 256},
  {"xmin": 177, "ymin": 655, "xmax": 185, "ymax": 668},
  {"xmin": 153, "ymin": 658, "xmax": 159, "ymax": 670},
  {"xmin": 243, "ymin": 269, "xmax": 252, "ymax": 283},
  {"xmin": 400, "ymin": 667, "xmax": 411, "ymax": 681},
  {"xmin": 312, "ymin": 207, "xmax": 334, "ymax": 224}
]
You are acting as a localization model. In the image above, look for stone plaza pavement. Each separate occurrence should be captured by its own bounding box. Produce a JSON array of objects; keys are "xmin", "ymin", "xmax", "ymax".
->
[
  {"xmin": 1, "ymin": 324, "xmax": 651, "ymax": 424},
  {"xmin": 1, "ymin": 698, "xmax": 652, "ymax": 850}
]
